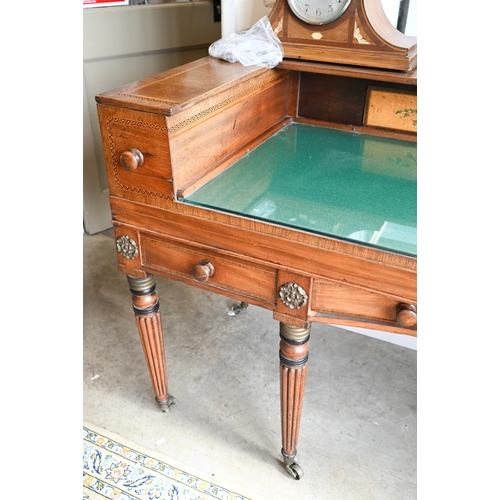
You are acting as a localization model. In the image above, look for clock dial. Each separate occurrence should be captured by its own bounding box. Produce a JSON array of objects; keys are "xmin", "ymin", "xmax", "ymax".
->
[{"xmin": 287, "ymin": 0, "xmax": 352, "ymax": 25}]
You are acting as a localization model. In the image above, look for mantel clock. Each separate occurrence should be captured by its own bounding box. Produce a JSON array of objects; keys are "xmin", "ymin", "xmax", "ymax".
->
[{"xmin": 269, "ymin": 0, "xmax": 416, "ymax": 70}]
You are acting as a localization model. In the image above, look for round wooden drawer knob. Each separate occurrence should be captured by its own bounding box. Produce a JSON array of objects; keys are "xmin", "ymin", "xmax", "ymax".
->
[
  {"xmin": 193, "ymin": 260, "xmax": 215, "ymax": 283},
  {"xmin": 397, "ymin": 303, "xmax": 417, "ymax": 327},
  {"xmin": 120, "ymin": 148, "xmax": 144, "ymax": 171}
]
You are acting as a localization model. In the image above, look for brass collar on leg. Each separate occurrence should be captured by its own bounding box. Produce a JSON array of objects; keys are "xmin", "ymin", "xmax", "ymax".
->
[
  {"xmin": 127, "ymin": 274, "xmax": 156, "ymax": 295},
  {"xmin": 279, "ymin": 322, "xmax": 311, "ymax": 344}
]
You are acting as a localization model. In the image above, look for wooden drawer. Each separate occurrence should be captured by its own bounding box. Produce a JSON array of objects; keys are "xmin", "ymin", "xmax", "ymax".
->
[
  {"xmin": 141, "ymin": 235, "xmax": 277, "ymax": 305},
  {"xmin": 97, "ymin": 106, "xmax": 174, "ymax": 201},
  {"xmin": 311, "ymin": 279, "xmax": 416, "ymax": 331}
]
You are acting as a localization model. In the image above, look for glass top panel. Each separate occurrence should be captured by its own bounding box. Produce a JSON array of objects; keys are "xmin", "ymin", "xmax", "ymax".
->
[{"xmin": 180, "ymin": 123, "xmax": 417, "ymax": 256}]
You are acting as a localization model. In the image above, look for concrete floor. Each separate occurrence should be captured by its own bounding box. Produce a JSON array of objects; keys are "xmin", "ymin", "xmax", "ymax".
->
[{"xmin": 83, "ymin": 231, "xmax": 417, "ymax": 499}]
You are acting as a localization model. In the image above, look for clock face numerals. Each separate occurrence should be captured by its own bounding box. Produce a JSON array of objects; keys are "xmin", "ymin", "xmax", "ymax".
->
[{"xmin": 287, "ymin": 0, "xmax": 352, "ymax": 25}]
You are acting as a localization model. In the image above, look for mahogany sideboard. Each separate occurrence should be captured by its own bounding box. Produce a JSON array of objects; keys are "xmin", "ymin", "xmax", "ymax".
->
[{"xmin": 95, "ymin": 55, "xmax": 417, "ymax": 479}]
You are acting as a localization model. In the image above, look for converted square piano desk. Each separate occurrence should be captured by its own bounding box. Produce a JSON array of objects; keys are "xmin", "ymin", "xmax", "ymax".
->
[{"xmin": 96, "ymin": 55, "xmax": 416, "ymax": 479}]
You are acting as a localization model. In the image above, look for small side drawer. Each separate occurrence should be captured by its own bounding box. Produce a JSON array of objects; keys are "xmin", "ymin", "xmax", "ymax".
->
[
  {"xmin": 311, "ymin": 279, "xmax": 417, "ymax": 329},
  {"xmin": 97, "ymin": 105, "xmax": 174, "ymax": 200},
  {"xmin": 141, "ymin": 235, "xmax": 277, "ymax": 304}
]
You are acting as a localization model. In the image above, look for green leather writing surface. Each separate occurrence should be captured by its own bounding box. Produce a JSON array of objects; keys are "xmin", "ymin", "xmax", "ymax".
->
[{"xmin": 181, "ymin": 123, "xmax": 417, "ymax": 256}]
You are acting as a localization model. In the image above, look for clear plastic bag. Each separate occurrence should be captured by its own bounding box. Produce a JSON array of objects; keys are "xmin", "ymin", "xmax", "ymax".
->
[{"xmin": 209, "ymin": 16, "xmax": 284, "ymax": 69}]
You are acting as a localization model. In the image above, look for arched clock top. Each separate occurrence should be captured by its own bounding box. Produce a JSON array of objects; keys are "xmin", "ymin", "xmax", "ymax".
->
[{"xmin": 268, "ymin": 0, "xmax": 417, "ymax": 71}]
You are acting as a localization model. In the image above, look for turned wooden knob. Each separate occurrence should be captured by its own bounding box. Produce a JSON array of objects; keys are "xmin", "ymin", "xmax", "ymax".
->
[
  {"xmin": 120, "ymin": 148, "xmax": 144, "ymax": 171},
  {"xmin": 397, "ymin": 303, "xmax": 417, "ymax": 327},
  {"xmin": 192, "ymin": 260, "xmax": 215, "ymax": 283}
]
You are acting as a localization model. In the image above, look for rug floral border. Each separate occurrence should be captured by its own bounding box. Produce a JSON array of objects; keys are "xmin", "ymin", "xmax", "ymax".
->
[{"xmin": 83, "ymin": 425, "xmax": 252, "ymax": 500}]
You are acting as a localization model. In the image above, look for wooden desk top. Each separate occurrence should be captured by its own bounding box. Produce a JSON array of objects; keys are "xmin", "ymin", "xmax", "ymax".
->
[{"xmin": 96, "ymin": 56, "xmax": 417, "ymax": 333}]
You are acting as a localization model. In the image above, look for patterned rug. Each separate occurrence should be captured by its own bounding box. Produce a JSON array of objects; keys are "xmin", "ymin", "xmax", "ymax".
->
[{"xmin": 83, "ymin": 421, "xmax": 256, "ymax": 500}]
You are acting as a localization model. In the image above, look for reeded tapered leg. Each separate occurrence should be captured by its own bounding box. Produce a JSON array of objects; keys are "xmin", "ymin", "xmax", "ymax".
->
[
  {"xmin": 127, "ymin": 274, "xmax": 174, "ymax": 412},
  {"xmin": 279, "ymin": 321, "xmax": 311, "ymax": 480}
]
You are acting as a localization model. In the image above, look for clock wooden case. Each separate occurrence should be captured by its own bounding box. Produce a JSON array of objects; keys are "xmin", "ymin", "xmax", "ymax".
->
[{"xmin": 268, "ymin": 0, "xmax": 417, "ymax": 70}]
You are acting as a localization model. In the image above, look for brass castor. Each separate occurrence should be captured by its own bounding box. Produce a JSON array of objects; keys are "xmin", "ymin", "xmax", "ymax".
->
[
  {"xmin": 281, "ymin": 449, "xmax": 304, "ymax": 480},
  {"xmin": 156, "ymin": 395, "xmax": 175, "ymax": 412},
  {"xmin": 228, "ymin": 301, "xmax": 249, "ymax": 316}
]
